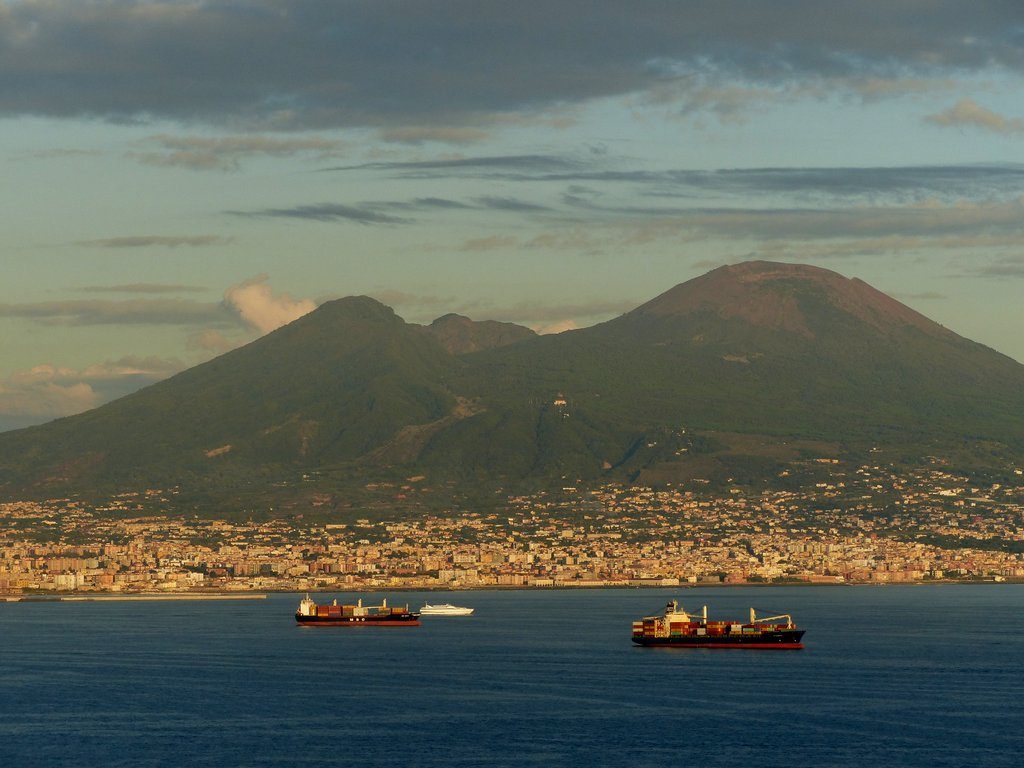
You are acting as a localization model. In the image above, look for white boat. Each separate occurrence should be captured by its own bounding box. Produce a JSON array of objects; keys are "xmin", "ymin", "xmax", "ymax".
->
[{"xmin": 419, "ymin": 603, "xmax": 474, "ymax": 616}]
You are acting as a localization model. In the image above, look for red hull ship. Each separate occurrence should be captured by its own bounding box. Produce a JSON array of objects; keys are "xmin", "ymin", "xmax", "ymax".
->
[
  {"xmin": 632, "ymin": 601, "xmax": 805, "ymax": 649},
  {"xmin": 295, "ymin": 595, "xmax": 420, "ymax": 626}
]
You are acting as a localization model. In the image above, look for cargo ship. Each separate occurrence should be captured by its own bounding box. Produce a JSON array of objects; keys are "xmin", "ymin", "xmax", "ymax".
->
[
  {"xmin": 295, "ymin": 595, "xmax": 420, "ymax": 626},
  {"xmin": 631, "ymin": 600, "xmax": 805, "ymax": 649}
]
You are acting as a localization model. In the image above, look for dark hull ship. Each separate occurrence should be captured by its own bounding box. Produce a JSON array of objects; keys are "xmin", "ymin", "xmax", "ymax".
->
[
  {"xmin": 632, "ymin": 601, "xmax": 804, "ymax": 649},
  {"xmin": 295, "ymin": 595, "xmax": 420, "ymax": 626}
]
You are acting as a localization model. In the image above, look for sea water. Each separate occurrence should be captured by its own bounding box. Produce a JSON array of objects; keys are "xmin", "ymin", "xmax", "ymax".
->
[{"xmin": 2, "ymin": 586, "xmax": 1022, "ymax": 767}]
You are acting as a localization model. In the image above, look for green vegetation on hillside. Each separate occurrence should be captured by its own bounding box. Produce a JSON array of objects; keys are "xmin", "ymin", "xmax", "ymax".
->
[{"xmin": 1, "ymin": 261, "xmax": 1023, "ymax": 515}]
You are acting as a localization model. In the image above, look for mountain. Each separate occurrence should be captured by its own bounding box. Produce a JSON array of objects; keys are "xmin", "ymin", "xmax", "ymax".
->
[
  {"xmin": 425, "ymin": 313, "xmax": 536, "ymax": 354},
  {"xmin": 0, "ymin": 297, "xmax": 458, "ymax": 490},
  {"xmin": 1, "ymin": 261, "xmax": 1022, "ymax": 509}
]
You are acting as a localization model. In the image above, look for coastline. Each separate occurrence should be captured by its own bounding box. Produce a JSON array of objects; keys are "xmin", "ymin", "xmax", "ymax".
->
[
  {"xmin": 1, "ymin": 593, "xmax": 267, "ymax": 602},
  {"xmin": 4, "ymin": 579, "xmax": 1021, "ymax": 601}
]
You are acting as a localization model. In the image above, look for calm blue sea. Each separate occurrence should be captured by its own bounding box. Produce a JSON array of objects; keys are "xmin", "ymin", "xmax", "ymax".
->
[{"xmin": 2, "ymin": 586, "xmax": 1022, "ymax": 768}]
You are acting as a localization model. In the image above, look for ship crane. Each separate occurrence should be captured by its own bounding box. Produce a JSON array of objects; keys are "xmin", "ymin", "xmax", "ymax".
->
[{"xmin": 750, "ymin": 608, "xmax": 794, "ymax": 628}]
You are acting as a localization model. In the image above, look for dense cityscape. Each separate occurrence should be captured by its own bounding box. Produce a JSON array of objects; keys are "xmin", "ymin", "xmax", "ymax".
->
[{"xmin": 3, "ymin": 460, "xmax": 1023, "ymax": 595}]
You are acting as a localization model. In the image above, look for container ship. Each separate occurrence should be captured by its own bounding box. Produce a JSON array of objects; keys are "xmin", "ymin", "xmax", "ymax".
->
[
  {"xmin": 295, "ymin": 595, "xmax": 420, "ymax": 626},
  {"xmin": 632, "ymin": 600, "xmax": 805, "ymax": 649}
]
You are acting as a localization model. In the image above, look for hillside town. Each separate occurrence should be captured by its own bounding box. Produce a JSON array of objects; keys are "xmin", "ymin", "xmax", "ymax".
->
[{"xmin": 2, "ymin": 461, "xmax": 1023, "ymax": 595}]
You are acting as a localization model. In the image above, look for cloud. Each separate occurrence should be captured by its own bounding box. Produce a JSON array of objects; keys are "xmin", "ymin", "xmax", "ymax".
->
[
  {"xmin": 544, "ymin": 197, "xmax": 1024, "ymax": 244},
  {"xmin": 364, "ymin": 288, "xmax": 635, "ymax": 328},
  {"xmin": 0, "ymin": 380, "xmax": 98, "ymax": 431},
  {"xmin": 692, "ymin": 258, "xmax": 729, "ymax": 270},
  {"xmin": 368, "ymin": 290, "xmax": 457, "ymax": 309},
  {"xmin": 672, "ymin": 198, "xmax": 1024, "ymax": 241},
  {"xmin": 0, "ymin": 276, "xmax": 317, "ymax": 429},
  {"xmin": 440, "ymin": 196, "xmax": 1024, "ymax": 260},
  {"xmin": 645, "ymin": 76, "xmax": 957, "ymax": 123},
  {"xmin": 474, "ymin": 196, "xmax": 551, "ymax": 212},
  {"xmin": 0, "ymin": 356, "xmax": 183, "ymax": 431},
  {"xmin": 229, "ymin": 170, "xmax": 1024, "ymax": 232},
  {"xmin": 0, "ymin": 298, "xmax": 229, "ymax": 326},
  {"xmin": 337, "ymin": 154, "xmax": 1024, "ymax": 204},
  {"xmin": 924, "ymin": 98, "xmax": 1024, "ymax": 134},
  {"xmin": 223, "ymin": 275, "xmax": 317, "ymax": 334},
  {"xmin": 77, "ymin": 283, "xmax": 206, "ymax": 294},
  {"xmin": 186, "ymin": 328, "xmax": 242, "ymax": 354},
  {"xmin": 475, "ymin": 298, "xmax": 638, "ymax": 325},
  {"xmin": 75, "ymin": 355, "xmax": 183, "ymax": 384},
  {"xmin": 232, "ymin": 193, "xmax": 553, "ymax": 223},
  {"xmin": 0, "ymin": 277, "xmax": 315, "ymax": 334},
  {"xmin": 232, "ymin": 203, "xmax": 410, "ymax": 224},
  {"xmin": 323, "ymin": 155, "xmax": 582, "ymax": 177},
  {"xmin": 17, "ymin": 147, "xmax": 103, "ymax": 161},
  {"xmin": 671, "ymin": 83, "xmax": 795, "ymax": 124},
  {"xmin": 850, "ymin": 77, "xmax": 956, "ymax": 102},
  {"xmin": 409, "ymin": 197, "xmax": 476, "ymax": 210},
  {"xmin": 749, "ymin": 233, "xmax": 1024, "ymax": 260},
  {"xmin": 456, "ymin": 235, "xmax": 520, "ymax": 252},
  {"xmin": 3, "ymin": 2, "xmax": 1024, "ymax": 130},
  {"xmin": 534, "ymin": 320, "xmax": 580, "ymax": 335},
  {"xmin": 448, "ymin": 228, "xmax": 639, "ymax": 254},
  {"xmin": 75, "ymin": 235, "xmax": 231, "ymax": 248},
  {"xmin": 640, "ymin": 165, "xmax": 1024, "ymax": 202},
  {"xmin": 970, "ymin": 255, "xmax": 1024, "ymax": 278},
  {"xmin": 131, "ymin": 134, "xmax": 346, "ymax": 171},
  {"xmin": 894, "ymin": 292, "xmax": 947, "ymax": 300},
  {"xmin": 377, "ymin": 126, "xmax": 491, "ymax": 145}
]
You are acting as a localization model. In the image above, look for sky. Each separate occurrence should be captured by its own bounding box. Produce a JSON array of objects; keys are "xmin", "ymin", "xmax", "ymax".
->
[{"xmin": 2, "ymin": 1, "xmax": 1024, "ymax": 430}]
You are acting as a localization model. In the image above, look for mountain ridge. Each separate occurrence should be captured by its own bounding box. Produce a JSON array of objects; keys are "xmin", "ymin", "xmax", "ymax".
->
[{"xmin": 1, "ymin": 260, "xmax": 1022, "ymax": 510}]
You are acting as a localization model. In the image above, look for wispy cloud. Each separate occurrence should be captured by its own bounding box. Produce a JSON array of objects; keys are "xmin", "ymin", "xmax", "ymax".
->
[
  {"xmin": 231, "ymin": 194, "xmax": 554, "ymax": 224},
  {"xmin": 131, "ymin": 134, "xmax": 346, "ymax": 171},
  {"xmin": 409, "ymin": 197, "xmax": 476, "ymax": 210},
  {"xmin": 77, "ymin": 283, "xmax": 206, "ymax": 294},
  {"xmin": 636, "ymin": 165, "xmax": 1024, "ymax": 202},
  {"xmin": 0, "ymin": 356, "xmax": 183, "ymax": 432},
  {"xmin": 925, "ymin": 98, "xmax": 1024, "ymax": 134},
  {"xmin": 376, "ymin": 126, "xmax": 491, "ymax": 145},
  {"xmin": 186, "ymin": 329, "xmax": 242, "ymax": 355},
  {"xmin": 231, "ymin": 203, "xmax": 410, "ymax": 225},
  {"xmin": 367, "ymin": 290, "xmax": 458, "ymax": 309},
  {"xmin": 475, "ymin": 196, "xmax": 551, "ymax": 212},
  {"xmin": 0, "ymin": 299, "xmax": 229, "ymax": 327},
  {"xmin": 0, "ymin": 276, "xmax": 319, "ymax": 429},
  {"xmin": 473, "ymin": 298, "xmax": 639, "ymax": 325},
  {"xmin": 970, "ymin": 255, "xmax": 1024, "ymax": 278},
  {"xmin": 1, "ymin": 277, "xmax": 318, "ymax": 334},
  {"xmin": 442, "ymin": 197, "xmax": 1024, "ymax": 261},
  {"xmin": 16, "ymin": 147, "xmax": 103, "ymax": 161},
  {"xmin": 75, "ymin": 235, "xmax": 231, "ymax": 249},
  {"xmin": 643, "ymin": 75, "xmax": 958, "ymax": 124},
  {"xmin": 893, "ymin": 291, "xmax": 947, "ymax": 300},
  {"xmin": 363, "ymin": 288, "xmax": 636, "ymax": 328},
  {"xmin": 747, "ymin": 233, "xmax": 1024, "ymax": 261},
  {"xmin": 664, "ymin": 198, "xmax": 1024, "ymax": 241},
  {"xmin": 455, "ymin": 235, "xmax": 520, "ymax": 252},
  {"xmin": 332, "ymin": 154, "xmax": 1024, "ymax": 204},
  {"xmin": 324, "ymin": 155, "xmax": 582, "ymax": 177}
]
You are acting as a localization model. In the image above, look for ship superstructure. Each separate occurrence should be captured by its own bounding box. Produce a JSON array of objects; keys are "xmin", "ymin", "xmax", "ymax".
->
[
  {"xmin": 295, "ymin": 595, "xmax": 420, "ymax": 626},
  {"xmin": 631, "ymin": 600, "xmax": 804, "ymax": 648}
]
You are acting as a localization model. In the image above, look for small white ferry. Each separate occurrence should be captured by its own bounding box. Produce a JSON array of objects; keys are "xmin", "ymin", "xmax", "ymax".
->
[{"xmin": 419, "ymin": 603, "xmax": 474, "ymax": 616}]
